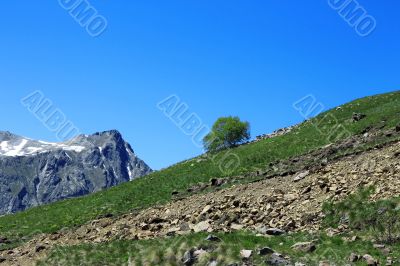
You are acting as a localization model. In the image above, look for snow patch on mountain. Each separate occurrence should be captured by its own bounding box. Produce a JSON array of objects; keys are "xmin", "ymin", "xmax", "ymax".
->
[{"xmin": 0, "ymin": 138, "xmax": 86, "ymax": 157}]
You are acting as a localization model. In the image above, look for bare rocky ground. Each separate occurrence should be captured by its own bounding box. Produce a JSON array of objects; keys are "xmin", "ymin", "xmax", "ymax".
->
[{"xmin": 1, "ymin": 133, "xmax": 400, "ymax": 265}]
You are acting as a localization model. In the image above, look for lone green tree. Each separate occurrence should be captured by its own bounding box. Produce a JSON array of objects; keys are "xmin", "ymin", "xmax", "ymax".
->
[{"xmin": 203, "ymin": 116, "xmax": 250, "ymax": 152}]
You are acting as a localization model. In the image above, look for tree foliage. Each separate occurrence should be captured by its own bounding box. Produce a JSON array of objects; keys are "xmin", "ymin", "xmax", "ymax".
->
[{"xmin": 203, "ymin": 116, "xmax": 250, "ymax": 152}]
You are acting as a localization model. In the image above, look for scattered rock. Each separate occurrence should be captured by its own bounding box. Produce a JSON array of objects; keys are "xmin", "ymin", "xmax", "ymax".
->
[
  {"xmin": 258, "ymin": 247, "xmax": 275, "ymax": 256},
  {"xmin": 166, "ymin": 227, "xmax": 180, "ymax": 236},
  {"xmin": 49, "ymin": 233, "xmax": 61, "ymax": 241},
  {"xmin": 240, "ymin": 250, "xmax": 253, "ymax": 259},
  {"xmin": 363, "ymin": 254, "xmax": 378, "ymax": 266},
  {"xmin": 325, "ymin": 228, "xmax": 339, "ymax": 237},
  {"xmin": 201, "ymin": 205, "xmax": 212, "ymax": 214},
  {"xmin": 193, "ymin": 249, "xmax": 208, "ymax": 259},
  {"xmin": 386, "ymin": 257, "xmax": 394, "ymax": 266},
  {"xmin": 255, "ymin": 226, "xmax": 268, "ymax": 235},
  {"xmin": 291, "ymin": 242, "xmax": 316, "ymax": 253},
  {"xmin": 140, "ymin": 223, "xmax": 149, "ymax": 230},
  {"xmin": 35, "ymin": 245, "xmax": 46, "ymax": 253},
  {"xmin": 193, "ymin": 221, "xmax": 211, "ymax": 233},
  {"xmin": 205, "ymin": 235, "xmax": 221, "ymax": 242},
  {"xmin": 349, "ymin": 253, "xmax": 360, "ymax": 262},
  {"xmin": 232, "ymin": 200, "xmax": 241, "ymax": 207},
  {"xmin": 231, "ymin": 224, "xmax": 244, "ymax": 230},
  {"xmin": 267, "ymin": 253, "xmax": 291, "ymax": 265},
  {"xmin": 255, "ymin": 125, "xmax": 296, "ymax": 142},
  {"xmin": 362, "ymin": 126, "xmax": 372, "ymax": 134},
  {"xmin": 396, "ymin": 124, "xmax": 400, "ymax": 132},
  {"xmin": 182, "ymin": 249, "xmax": 196, "ymax": 266},
  {"xmin": 301, "ymin": 186, "xmax": 312, "ymax": 194},
  {"xmin": 266, "ymin": 228, "xmax": 286, "ymax": 236},
  {"xmin": 382, "ymin": 247, "xmax": 391, "ymax": 256},
  {"xmin": 210, "ymin": 178, "xmax": 225, "ymax": 187},
  {"xmin": 180, "ymin": 222, "xmax": 191, "ymax": 232},
  {"xmin": 373, "ymin": 244, "xmax": 385, "ymax": 249},
  {"xmin": 352, "ymin": 113, "xmax": 366, "ymax": 122},
  {"xmin": 293, "ymin": 171, "xmax": 310, "ymax": 182},
  {"xmin": 148, "ymin": 217, "xmax": 166, "ymax": 224},
  {"xmin": 98, "ymin": 213, "xmax": 114, "ymax": 219}
]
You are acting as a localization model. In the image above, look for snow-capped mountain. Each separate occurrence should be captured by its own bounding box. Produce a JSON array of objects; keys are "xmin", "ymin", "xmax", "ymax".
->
[
  {"xmin": 0, "ymin": 130, "xmax": 152, "ymax": 215},
  {"xmin": 0, "ymin": 132, "xmax": 86, "ymax": 157}
]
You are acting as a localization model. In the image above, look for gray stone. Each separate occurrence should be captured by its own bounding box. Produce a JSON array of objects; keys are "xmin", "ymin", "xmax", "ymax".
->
[
  {"xmin": 267, "ymin": 253, "xmax": 291, "ymax": 265},
  {"xmin": 0, "ymin": 237, "xmax": 10, "ymax": 244},
  {"xmin": 349, "ymin": 253, "xmax": 360, "ymax": 262},
  {"xmin": 193, "ymin": 221, "xmax": 211, "ymax": 232},
  {"xmin": 363, "ymin": 254, "xmax": 378, "ymax": 266},
  {"xmin": 373, "ymin": 244, "xmax": 385, "ymax": 249},
  {"xmin": 258, "ymin": 247, "xmax": 275, "ymax": 256},
  {"xmin": 180, "ymin": 222, "xmax": 191, "ymax": 232},
  {"xmin": 352, "ymin": 113, "xmax": 366, "ymax": 122},
  {"xmin": 240, "ymin": 250, "xmax": 253, "ymax": 259},
  {"xmin": 293, "ymin": 171, "xmax": 310, "ymax": 182},
  {"xmin": 291, "ymin": 242, "xmax": 316, "ymax": 253},
  {"xmin": 231, "ymin": 224, "xmax": 244, "ymax": 230},
  {"xmin": 193, "ymin": 249, "xmax": 208, "ymax": 258},
  {"xmin": 210, "ymin": 178, "xmax": 225, "ymax": 187},
  {"xmin": 266, "ymin": 228, "xmax": 286, "ymax": 236},
  {"xmin": 35, "ymin": 245, "xmax": 46, "ymax": 253},
  {"xmin": 182, "ymin": 249, "xmax": 196, "ymax": 266},
  {"xmin": 205, "ymin": 235, "xmax": 221, "ymax": 242}
]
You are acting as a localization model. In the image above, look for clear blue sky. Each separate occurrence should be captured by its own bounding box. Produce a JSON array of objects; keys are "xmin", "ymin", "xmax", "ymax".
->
[{"xmin": 0, "ymin": 1, "xmax": 399, "ymax": 170}]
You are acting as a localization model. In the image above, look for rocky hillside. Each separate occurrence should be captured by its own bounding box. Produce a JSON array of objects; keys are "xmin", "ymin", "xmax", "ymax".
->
[
  {"xmin": 0, "ymin": 130, "xmax": 152, "ymax": 215},
  {"xmin": 0, "ymin": 91, "xmax": 399, "ymax": 265},
  {"xmin": 2, "ymin": 125, "xmax": 400, "ymax": 265}
]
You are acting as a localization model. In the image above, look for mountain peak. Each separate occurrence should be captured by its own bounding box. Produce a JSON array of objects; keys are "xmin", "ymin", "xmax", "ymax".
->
[
  {"xmin": 0, "ymin": 131, "xmax": 23, "ymax": 141},
  {"xmin": 93, "ymin": 129, "xmax": 123, "ymax": 142},
  {"xmin": 0, "ymin": 129, "xmax": 152, "ymax": 214},
  {"xmin": 99, "ymin": 129, "xmax": 122, "ymax": 136}
]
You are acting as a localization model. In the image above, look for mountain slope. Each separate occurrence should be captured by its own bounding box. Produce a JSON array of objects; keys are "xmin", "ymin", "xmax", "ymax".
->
[
  {"xmin": 5, "ymin": 137, "xmax": 400, "ymax": 265},
  {"xmin": 0, "ymin": 91, "xmax": 399, "ymax": 261},
  {"xmin": 0, "ymin": 130, "xmax": 152, "ymax": 215}
]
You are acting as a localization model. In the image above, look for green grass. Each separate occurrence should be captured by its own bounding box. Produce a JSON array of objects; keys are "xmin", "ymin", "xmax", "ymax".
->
[
  {"xmin": 38, "ymin": 231, "xmax": 400, "ymax": 265},
  {"xmin": 1, "ymin": 91, "xmax": 400, "ymax": 248}
]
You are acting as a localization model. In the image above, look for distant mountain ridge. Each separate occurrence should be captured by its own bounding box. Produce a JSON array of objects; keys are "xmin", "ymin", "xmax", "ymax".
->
[{"xmin": 0, "ymin": 130, "xmax": 152, "ymax": 215}]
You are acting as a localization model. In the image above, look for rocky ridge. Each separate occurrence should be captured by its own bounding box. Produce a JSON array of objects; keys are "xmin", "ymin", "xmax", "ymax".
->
[{"xmin": 0, "ymin": 130, "xmax": 152, "ymax": 215}]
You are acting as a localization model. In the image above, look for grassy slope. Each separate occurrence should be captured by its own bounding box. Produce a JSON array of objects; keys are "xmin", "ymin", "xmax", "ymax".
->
[
  {"xmin": 39, "ymin": 231, "xmax": 400, "ymax": 265},
  {"xmin": 1, "ymin": 91, "xmax": 399, "ymax": 247}
]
